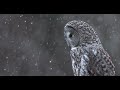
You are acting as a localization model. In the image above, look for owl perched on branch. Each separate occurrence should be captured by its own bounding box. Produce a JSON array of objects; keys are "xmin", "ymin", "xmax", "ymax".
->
[{"xmin": 64, "ymin": 20, "xmax": 115, "ymax": 76}]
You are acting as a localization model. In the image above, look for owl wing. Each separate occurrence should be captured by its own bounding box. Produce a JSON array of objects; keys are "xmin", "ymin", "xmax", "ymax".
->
[{"xmin": 87, "ymin": 47, "xmax": 115, "ymax": 76}]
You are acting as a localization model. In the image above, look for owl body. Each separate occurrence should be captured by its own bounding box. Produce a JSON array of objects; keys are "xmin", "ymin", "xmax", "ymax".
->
[{"xmin": 64, "ymin": 20, "xmax": 115, "ymax": 76}]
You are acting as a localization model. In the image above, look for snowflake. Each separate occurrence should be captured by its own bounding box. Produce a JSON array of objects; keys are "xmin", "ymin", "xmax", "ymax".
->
[
  {"xmin": 31, "ymin": 22, "xmax": 33, "ymax": 24},
  {"xmin": 6, "ymin": 56, "xmax": 8, "ymax": 59},
  {"xmin": 20, "ymin": 15, "xmax": 23, "ymax": 17},
  {"xmin": 49, "ymin": 60, "xmax": 52, "ymax": 63},
  {"xmin": 4, "ymin": 68, "xmax": 7, "ymax": 71},
  {"xmin": 50, "ymin": 67, "xmax": 53, "ymax": 70}
]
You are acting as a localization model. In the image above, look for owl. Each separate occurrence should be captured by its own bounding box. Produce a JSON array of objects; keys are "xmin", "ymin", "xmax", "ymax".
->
[{"xmin": 64, "ymin": 20, "xmax": 115, "ymax": 76}]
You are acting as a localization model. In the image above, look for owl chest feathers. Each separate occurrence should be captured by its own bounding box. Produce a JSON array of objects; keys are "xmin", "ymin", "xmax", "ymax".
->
[
  {"xmin": 70, "ymin": 45, "xmax": 92, "ymax": 76},
  {"xmin": 70, "ymin": 44, "xmax": 102, "ymax": 76},
  {"xmin": 70, "ymin": 43, "xmax": 99, "ymax": 63}
]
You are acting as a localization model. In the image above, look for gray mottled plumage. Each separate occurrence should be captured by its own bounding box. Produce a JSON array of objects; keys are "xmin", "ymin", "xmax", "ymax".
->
[{"xmin": 64, "ymin": 20, "xmax": 115, "ymax": 76}]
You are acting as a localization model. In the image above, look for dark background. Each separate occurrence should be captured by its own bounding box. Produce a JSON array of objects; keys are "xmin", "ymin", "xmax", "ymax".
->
[{"xmin": 0, "ymin": 14, "xmax": 119, "ymax": 76}]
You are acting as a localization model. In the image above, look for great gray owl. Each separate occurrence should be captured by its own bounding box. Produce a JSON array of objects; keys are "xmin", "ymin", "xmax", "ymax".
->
[{"xmin": 64, "ymin": 20, "xmax": 115, "ymax": 76}]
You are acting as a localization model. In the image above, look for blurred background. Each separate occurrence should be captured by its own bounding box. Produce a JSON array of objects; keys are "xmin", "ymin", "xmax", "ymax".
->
[{"xmin": 0, "ymin": 14, "xmax": 119, "ymax": 76}]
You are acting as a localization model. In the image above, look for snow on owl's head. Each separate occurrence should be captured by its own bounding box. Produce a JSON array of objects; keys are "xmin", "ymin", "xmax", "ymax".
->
[{"xmin": 64, "ymin": 20, "xmax": 100, "ymax": 48}]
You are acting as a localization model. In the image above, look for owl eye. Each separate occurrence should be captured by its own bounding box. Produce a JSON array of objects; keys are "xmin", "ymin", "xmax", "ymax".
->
[{"xmin": 69, "ymin": 33, "xmax": 73, "ymax": 38}]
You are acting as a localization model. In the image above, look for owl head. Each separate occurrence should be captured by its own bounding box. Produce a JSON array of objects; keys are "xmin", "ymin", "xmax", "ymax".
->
[{"xmin": 64, "ymin": 20, "xmax": 100, "ymax": 48}]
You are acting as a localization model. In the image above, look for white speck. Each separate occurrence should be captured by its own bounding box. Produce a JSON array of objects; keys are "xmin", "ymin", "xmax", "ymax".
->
[
  {"xmin": 49, "ymin": 60, "xmax": 52, "ymax": 63},
  {"xmin": 5, "ymin": 22, "xmax": 7, "ymax": 24},
  {"xmin": 31, "ymin": 22, "xmax": 33, "ymax": 24},
  {"xmin": 18, "ymin": 25, "xmax": 19, "ymax": 27},
  {"xmin": 6, "ymin": 56, "xmax": 8, "ymax": 59},
  {"xmin": 4, "ymin": 68, "xmax": 7, "ymax": 71},
  {"xmin": 35, "ymin": 63, "xmax": 38, "ymax": 66},
  {"xmin": 10, "ymin": 72, "xmax": 15, "ymax": 76},
  {"xmin": 24, "ymin": 20, "xmax": 26, "ymax": 23},
  {"xmin": 50, "ymin": 67, "xmax": 53, "ymax": 70},
  {"xmin": 46, "ymin": 42, "xmax": 48, "ymax": 45},
  {"xmin": 49, "ymin": 18, "xmax": 51, "ymax": 20},
  {"xmin": 20, "ymin": 15, "xmax": 23, "ymax": 17}
]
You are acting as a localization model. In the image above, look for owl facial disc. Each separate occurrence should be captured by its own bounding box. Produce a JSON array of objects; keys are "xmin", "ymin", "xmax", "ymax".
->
[{"xmin": 64, "ymin": 23, "xmax": 80, "ymax": 48}]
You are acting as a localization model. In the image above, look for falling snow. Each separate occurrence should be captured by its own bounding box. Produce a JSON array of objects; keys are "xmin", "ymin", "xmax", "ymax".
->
[
  {"xmin": 49, "ymin": 60, "xmax": 52, "ymax": 63},
  {"xmin": 50, "ymin": 67, "xmax": 53, "ymax": 70},
  {"xmin": 31, "ymin": 22, "xmax": 33, "ymax": 24},
  {"xmin": 6, "ymin": 56, "xmax": 8, "ymax": 59},
  {"xmin": 20, "ymin": 15, "xmax": 23, "ymax": 17},
  {"xmin": 0, "ymin": 14, "xmax": 119, "ymax": 76}
]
